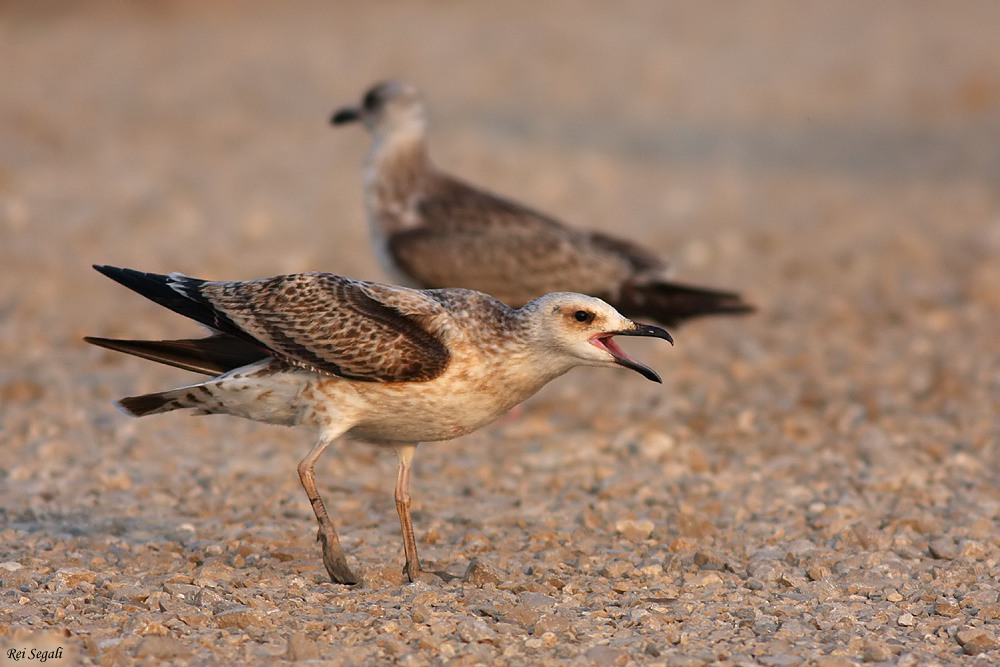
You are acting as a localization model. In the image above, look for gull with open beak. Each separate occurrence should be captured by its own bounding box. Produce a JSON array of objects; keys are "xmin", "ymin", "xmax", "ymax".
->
[{"xmin": 86, "ymin": 265, "xmax": 673, "ymax": 584}]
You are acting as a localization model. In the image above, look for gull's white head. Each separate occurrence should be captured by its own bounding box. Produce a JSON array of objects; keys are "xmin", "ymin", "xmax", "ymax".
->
[
  {"xmin": 524, "ymin": 293, "xmax": 673, "ymax": 382},
  {"xmin": 331, "ymin": 80, "xmax": 426, "ymax": 138}
]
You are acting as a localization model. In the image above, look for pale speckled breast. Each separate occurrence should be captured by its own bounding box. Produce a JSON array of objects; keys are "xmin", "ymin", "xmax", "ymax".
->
[{"xmin": 303, "ymin": 347, "xmax": 552, "ymax": 444}]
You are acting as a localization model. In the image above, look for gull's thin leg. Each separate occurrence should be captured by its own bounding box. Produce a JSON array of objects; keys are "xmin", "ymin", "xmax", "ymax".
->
[
  {"xmin": 298, "ymin": 433, "xmax": 357, "ymax": 585},
  {"xmin": 394, "ymin": 444, "xmax": 423, "ymax": 582}
]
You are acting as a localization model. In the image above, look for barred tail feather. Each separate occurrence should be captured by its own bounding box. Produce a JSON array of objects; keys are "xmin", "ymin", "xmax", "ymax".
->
[{"xmin": 117, "ymin": 384, "xmax": 215, "ymax": 417}]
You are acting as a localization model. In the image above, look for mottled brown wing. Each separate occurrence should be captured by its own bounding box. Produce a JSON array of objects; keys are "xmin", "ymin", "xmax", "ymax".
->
[
  {"xmin": 198, "ymin": 273, "xmax": 450, "ymax": 382},
  {"xmin": 391, "ymin": 177, "xmax": 637, "ymax": 306}
]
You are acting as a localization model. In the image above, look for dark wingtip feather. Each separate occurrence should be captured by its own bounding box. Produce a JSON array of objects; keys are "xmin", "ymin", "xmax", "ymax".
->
[
  {"xmin": 89, "ymin": 265, "xmax": 244, "ymax": 341},
  {"xmin": 618, "ymin": 280, "xmax": 755, "ymax": 327},
  {"xmin": 85, "ymin": 335, "xmax": 268, "ymax": 376}
]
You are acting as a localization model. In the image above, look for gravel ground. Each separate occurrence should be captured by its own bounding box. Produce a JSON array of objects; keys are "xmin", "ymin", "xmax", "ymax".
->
[{"xmin": 2, "ymin": 2, "xmax": 1000, "ymax": 665}]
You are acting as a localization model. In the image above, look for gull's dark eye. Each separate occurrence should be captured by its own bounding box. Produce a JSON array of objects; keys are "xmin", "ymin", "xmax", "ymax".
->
[{"xmin": 574, "ymin": 310, "xmax": 593, "ymax": 323}]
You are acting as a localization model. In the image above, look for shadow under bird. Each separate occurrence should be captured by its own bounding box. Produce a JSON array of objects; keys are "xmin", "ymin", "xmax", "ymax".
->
[
  {"xmin": 85, "ymin": 265, "xmax": 672, "ymax": 584},
  {"xmin": 332, "ymin": 80, "xmax": 754, "ymax": 328}
]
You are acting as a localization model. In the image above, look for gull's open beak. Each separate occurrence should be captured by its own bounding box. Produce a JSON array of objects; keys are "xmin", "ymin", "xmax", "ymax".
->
[
  {"xmin": 590, "ymin": 323, "xmax": 673, "ymax": 383},
  {"xmin": 331, "ymin": 107, "xmax": 361, "ymax": 125}
]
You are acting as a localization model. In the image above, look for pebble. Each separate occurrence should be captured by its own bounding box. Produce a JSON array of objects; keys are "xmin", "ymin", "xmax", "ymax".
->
[
  {"xmin": 463, "ymin": 558, "xmax": 504, "ymax": 586},
  {"xmin": 503, "ymin": 606, "xmax": 540, "ymax": 630},
  {"xmin": 928, "ymin": 537, "xmax": 959, "ymax": 560},
  {"xmin": 935, "ymin": 599, "xmax": 961, "ymax": 617},
  {"xmin": 213, "ymin": 605, "xmax": 264, "ymax": 630},
  {"xmin": 456, "ymin": 617, "xmax": 497, "ymax": 644},
  {"xmin": 693, "ymin": 548, "xmax": 726, "ymax": 571},
  {"xmin": 358, "ymin": 562, "xmax": 405, "ymax": 588},
  {"xmin": 956, "ymin": 628, "xmax": 998, "ymax": 656},
  {"xmin": 861, "ymin": 641, "xmax": 894, "ymax": 662},
  {"xmin": 134, "ymin": 636, "xmax": 189, "ymax": 659},
  {"xmin": 533, "ymin": 613, "xmax": 572, "ymax": 635},
  {"xmin": 48, "ymin": 567, "xmax": 97, "ymax": 590},
  {"xmin": 600, "ymin": 560, "xmax": 633, "ymax": 579},
  {"xmin": 614, "ymin": 518, "xmax": 655, "ymax": 540},
  {"xmin": 584, "ymin": 645, "xmax": 628, "ymax": 666}
]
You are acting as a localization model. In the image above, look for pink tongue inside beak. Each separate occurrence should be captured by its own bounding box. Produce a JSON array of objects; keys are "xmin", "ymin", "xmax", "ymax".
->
[
  {"xmin": 592, "ymin": 334, "xmax": 648, "ymax": 369},
  {"xmin": 593, "ymin": 335, "xmax": 629, "ymax": 362},
  {"xmin": 590, "ymin": 333, "xmax": 663, "ymax": 383}
]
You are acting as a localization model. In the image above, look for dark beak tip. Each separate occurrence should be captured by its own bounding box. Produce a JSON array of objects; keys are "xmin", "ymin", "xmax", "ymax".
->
[{"xmin": 331, "ymin": 108, "xmax": 360, "ymax": 125}]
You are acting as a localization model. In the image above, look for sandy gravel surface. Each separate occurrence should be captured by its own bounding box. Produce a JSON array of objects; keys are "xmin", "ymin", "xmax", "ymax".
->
[{"xmin": 2, "ymin": 2, "xmax": 999, "ymax": 665}]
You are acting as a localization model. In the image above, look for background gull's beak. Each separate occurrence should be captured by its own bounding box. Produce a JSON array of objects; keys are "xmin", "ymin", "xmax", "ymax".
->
[{"xmin": 331, "ymin": 107, "xmax": 361, "ymax": 125}]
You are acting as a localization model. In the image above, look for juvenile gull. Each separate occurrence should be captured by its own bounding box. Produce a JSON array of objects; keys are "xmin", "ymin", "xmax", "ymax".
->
[
  {"xmin": 85, "ymin": 265, "xmax": 672, "ymax": 584},
  {"xmin": 332, "ymin": 80, "xmax": 754, "ymax": 327}
]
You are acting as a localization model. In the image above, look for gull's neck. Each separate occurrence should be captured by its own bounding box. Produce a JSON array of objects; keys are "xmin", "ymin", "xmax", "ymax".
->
[{"xmin": 364, "ymin": 122, "xmax": 433, "ymax": 241}]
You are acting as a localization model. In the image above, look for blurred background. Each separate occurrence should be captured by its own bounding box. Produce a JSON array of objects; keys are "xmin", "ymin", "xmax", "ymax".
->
[{"xmin": 1, "ymin": 1, "xmax": 999, "ymax": 659}]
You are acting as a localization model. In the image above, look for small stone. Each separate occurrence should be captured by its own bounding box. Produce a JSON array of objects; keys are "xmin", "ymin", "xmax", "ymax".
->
[
  {"xmin": 176, "ymin": 611, "xmax": 210, "ymax": 628},
  {"xmin": 779, "ymin": 573, "xmax": 808, "ymax": 589},
  {"xmin": 601, "ymin": 560, "xmax": 633, "ymax": 579},
  {"xmin": 194, "ymin": 587, "xmax": 225, "ymax": 608},
  {"xmin": 959, "ymin": 540, "xmax": 990, "ymax": 560},
  {"xmin": 956, "ymin": 628, "xmax": 998, "ymax": 655},
  {"xmin": 843, "ymin": 523, "xmax": 889, "ymax": 550},
  {"xmin": 49, "ymin": 567, "xmax": 97, "ymax": 590},
  {"xmin": 897, "ymin": 612, "xmax": 915, "ymax": 626},
  {"xmin": 456, "ymin": 617, "xmax": 496, "ymax": 644},
  {"xmin": 813, "ymin": 659, "xmax": 857, "ymax": 667},
  {"xmin": 693, "ymin": 548, "xmax": 725, "ymax": 570},
  {"xmin": 935, "ymin": 599, "xmax": 961, "ymax": 617},
  {"xmin": 125, "ymin": 619, "xmax": 169, "ymax": 637},
  {"xmin": 162, "ymin": 582, "xmax": 201, "ymax": 599},
  {"xmin": 134, "ymin": 636, "xmax": 189, "ymax": 659},
  {"xmin": 519, "ymin": 592, "xmax": 556, "ymax": 608},
  {"xmin": 752, "ymin": 617, "xmax": 778, "ymax": 636},
  {"xmin": 503, "ymin": 606, "xmax": 540, "ymax": 630},
  {"xmin": 533, "ymin": 613, "xmax": 572, "ymax": 635},
  {"xmin": 111, "ymin": 586, "xmax": 150, "ymax": 603},
  {"xmin": 99, "ymin": 642, "xmax": 131, "ymax": 667},
  {"xmin": 411, "ymin": 604, "xmax": 432, "ymax": 624},
  {"xmin": 463, "ymin": 558, "xmax": 504, "ymax": 586},
  {"xmin": 760, "ymin": 655, "xmax": 802, "ymax": 667},
  {"xmin": 213, "ymin": 605, "xmax": 263, "ymax": 630},
  {"xmin": 286, "ymin": 633, "xmax": 320, "ymax": 661},
  {"xmin": 747, "ymin": 549, "xmax": 784, "ymax": 582},
  {"xmin": 615, "ymin": 519, "xmax": 654, "ymax": 540},
  {"xmin": 0, "ymin": 561, "xmax": 24, "ymax": 571},
  {"xmin": 929, "ymin": 537, "xmax": 959, "ymax": 560},
  {"xmin": 977, "ymin": 604, "xmax": 1000, "ymax": 620},
  {"xmin": 358, "ymin": 562, "xmax": 404, "ymax": 588},
  {"xmin": 584, "ymin": 645, "xmax": 628, "ymax": 666},
  {"xmin": 676, "ymin": 513, "xmax": 715, "ymax": 538},
  {"xmin": 862, "ymin": 641, "xmax": 893, "ymax": 662},
  {"xmin": 158, "ymin": 598, "xmax": 196, "ymax": 615},
  {"xmin": 961, "ymin": 588, "xmax": 998, "ymax": 611}
]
